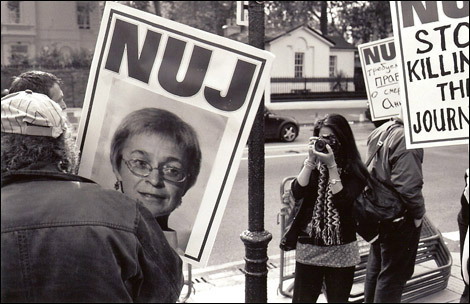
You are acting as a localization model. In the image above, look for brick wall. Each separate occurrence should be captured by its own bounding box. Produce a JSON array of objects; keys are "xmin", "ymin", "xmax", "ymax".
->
[{"xmin": 1, "ymin": 67, "xmax": 90, "ymax": 108}]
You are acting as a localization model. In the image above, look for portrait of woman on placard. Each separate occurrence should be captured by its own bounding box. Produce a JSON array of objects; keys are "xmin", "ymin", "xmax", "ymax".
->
[{"xmin": 110, "ymin": 108, "xmax": 201, "ymax": 251}]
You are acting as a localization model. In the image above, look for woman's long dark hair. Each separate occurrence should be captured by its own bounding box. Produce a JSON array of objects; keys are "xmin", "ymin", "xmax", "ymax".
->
[{"xmin": 313, "ymin": 114, "xmax": 369, "ymax": 182}]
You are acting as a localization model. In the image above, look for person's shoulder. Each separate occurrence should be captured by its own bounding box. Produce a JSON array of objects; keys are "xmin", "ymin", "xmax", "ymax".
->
[
  {"xmin": 388, "ymin": 121, "xmax": 405, "ymax": 140},
  {"xmin": 56, "ymin": 181, "xmax": 143, "ymax": 231},
  {"xmin": 2, "ymin": 179, "xmax": 143, "ymax": 233},
  {"xmin": 368, "ymin": 120, "xmax": 395, "ymax": 143}
]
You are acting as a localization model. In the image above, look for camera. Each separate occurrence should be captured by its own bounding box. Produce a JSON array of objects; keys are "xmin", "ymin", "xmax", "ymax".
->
[{"xmin": 313, "ymin": 138, "xmax": 328, "ymax": 153}]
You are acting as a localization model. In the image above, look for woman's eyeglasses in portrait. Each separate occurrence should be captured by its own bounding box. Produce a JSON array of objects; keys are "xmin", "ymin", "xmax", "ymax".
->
[{"xmin": 123, "ymin": 158, "xmax": 188, "ymax": 183}]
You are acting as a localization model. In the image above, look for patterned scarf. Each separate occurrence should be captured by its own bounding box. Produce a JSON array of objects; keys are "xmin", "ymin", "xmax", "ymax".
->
[{"xmin": 305, "ymin": 163, "xmax": 343, "ymax": 245}]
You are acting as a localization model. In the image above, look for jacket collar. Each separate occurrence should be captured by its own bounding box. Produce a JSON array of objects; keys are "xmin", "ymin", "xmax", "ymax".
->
[
  {"xmin": 392, "ymin": 117, "xmax": 404, "ymax": 125},
  {"xmin": 1, "ymin": 170, "xmax": 96, "ymax": 188}
]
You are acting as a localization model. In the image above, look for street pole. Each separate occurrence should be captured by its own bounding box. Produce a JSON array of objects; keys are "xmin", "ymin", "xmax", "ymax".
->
[{"xmin": 240, "ymin": 1, "xmax": 272, "ymax": 303}]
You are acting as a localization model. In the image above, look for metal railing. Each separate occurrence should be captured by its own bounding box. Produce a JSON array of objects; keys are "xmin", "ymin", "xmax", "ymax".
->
[{"xmin": 271, "ymin": 77, "xmax": 356, "ymax": 94}]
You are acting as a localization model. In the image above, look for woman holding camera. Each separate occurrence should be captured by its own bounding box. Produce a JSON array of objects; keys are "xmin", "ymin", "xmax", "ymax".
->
[{"xmin": 280, "ymin": 113, "xmax": 369, "ymax": 303}]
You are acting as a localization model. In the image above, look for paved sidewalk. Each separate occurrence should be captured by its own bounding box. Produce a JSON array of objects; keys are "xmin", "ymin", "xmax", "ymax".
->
[{"xmin": 180, "ymin": 251, "xmax": 465, "ymax": 303}]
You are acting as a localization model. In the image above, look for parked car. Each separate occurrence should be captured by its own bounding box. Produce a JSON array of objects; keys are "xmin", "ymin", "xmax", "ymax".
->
[{"xmin": 264, "ymin": 107, "xmax": 299, "ymax": 142}]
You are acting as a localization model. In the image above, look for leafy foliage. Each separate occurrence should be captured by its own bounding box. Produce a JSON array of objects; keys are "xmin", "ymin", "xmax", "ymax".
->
[
  {"xmin": 265, "ymin": 1, "xmax": 327, "ymax": 35},
  {"xmin": 36, "ymin": 44, "xmax": 64, "ymax": 68},
  {"xmin": 8, "ymin": 53, "xmax": 29, "ymax": 66},
  {"xmin": 264, "ymin": 1, "xmax": 392, "ymax": 45},
  {"xmin": 328, "ymin": 1, "xmax": 393, "ymax": 45},
  {"xmin": 118, "ymin": 1, "xmax": 235, "ymax": 36},
  {"xmin": 117, "ymin": 1, "xmax": 392, "ymax": 46},
  {"xmin": 70, "ymin": 48, "xmax": 93, "ymax": 68},
  {"xmin": 34, "ymin": 44, "xmax": 93, "ymax": 68}
]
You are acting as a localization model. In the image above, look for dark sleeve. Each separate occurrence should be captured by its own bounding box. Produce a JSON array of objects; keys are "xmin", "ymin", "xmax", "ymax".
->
[
  {"xmin": 133, "ymin": 204, "xmax": 184, "ymax": 302},
  {"xmin": 291, "ymin": 171, "xmax": 318, "ymax": 201},
  {"xmin": 331, "ymin": 174, "xmax": 365, "ymax": 209},
  {"xmin": 390, "ymin": 139, "xmax": 426, "ymax": 219},
  {"xmin": 291, "ymin": 177, "xmax": 306, "ymax": 201}
]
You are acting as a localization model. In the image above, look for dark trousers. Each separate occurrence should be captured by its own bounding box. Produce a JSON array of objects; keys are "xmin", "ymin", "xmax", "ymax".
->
[
  {"xmin": 364, "ymin": 216, "xmax": 421, "ymax": 303},
  {"xmin": 292, "ymin": 262, "xmax": 356, "ymax": 303}
]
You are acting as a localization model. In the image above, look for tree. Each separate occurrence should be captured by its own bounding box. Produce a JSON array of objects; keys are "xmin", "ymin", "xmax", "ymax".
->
[
  {"xmin": 162, "ymin": 1, "xmax": 235, "ymax": 35},
  {"xmin": 118, "ymin": 1, "xmax": 235, "ymax": 36},
  {"xmin": 328, "ymin": 1, "xmax": 393, "ymax": 45},
  {"xmin": 115, "ymin": 1, "xmax": 392, "ymax": 46},
  {"xmin": 36, "ymin": 44, "xmax": 64, "ymax": 68},
  {"xmin": 265, "ymin": 1, "xmax": 328, "ymax": 35}
]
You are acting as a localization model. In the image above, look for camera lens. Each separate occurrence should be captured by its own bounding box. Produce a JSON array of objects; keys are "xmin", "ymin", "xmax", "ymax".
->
[{"xmin": 314, "ymin": 139, "xmax": 327, "ymax": 153}]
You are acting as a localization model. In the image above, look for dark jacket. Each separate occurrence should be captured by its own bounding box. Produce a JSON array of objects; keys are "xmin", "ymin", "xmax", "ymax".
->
[
  {"xmin": 367, "ymin": 119, "xmax": 425, "ymax": 220},
  {"xmin": 280, "ymin": 166, "xmax": 365, "ymax": 249},
  {"xmin": 1, "ymin": 170, "xmax": 183, "ymax": 303},
  {"xmin": 458, "ymin": 169, "xmax": 469, "ymax": 229}
]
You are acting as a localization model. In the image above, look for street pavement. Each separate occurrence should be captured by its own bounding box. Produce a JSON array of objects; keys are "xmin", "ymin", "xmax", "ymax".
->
[
  {"xmin": 181, "ymin": 251, "xmax": 465, "ymax": 303},
  {"xmin": 179, "ymin": 99, "xmax": 467, "ymax": 303}
]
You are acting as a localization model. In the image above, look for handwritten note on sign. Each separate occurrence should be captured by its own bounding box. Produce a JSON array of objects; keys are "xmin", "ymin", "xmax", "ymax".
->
[
  {"xmin": 390, "ymin": 1, "xmax": 469, "ymax": 149},
  {"xmin": 76, "ymin": 2, "xmax": 274, "ymax": 266},
  {"xmin": 358, "ymin": 37, "xmax": 401, "ymax": 121}
]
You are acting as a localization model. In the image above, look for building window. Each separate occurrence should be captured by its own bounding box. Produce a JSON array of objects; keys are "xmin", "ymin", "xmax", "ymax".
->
[
  {"xmin": 329, "ymin": 56, "xmax": 337, "ymax": 77},
  {"xmin": 294, "ymin": 52, "xmax": 304, "ymax": 78},
  {"xmin": 77, "ymin": 2, "xmax": 91, "ymax": 29},
  {"xmin": 10, "ymin": 44, "xmax": 29, "ymax": 65},
  {"xmin": 7, "ymin": 1, "xmax": 20, "ymax": 24}
]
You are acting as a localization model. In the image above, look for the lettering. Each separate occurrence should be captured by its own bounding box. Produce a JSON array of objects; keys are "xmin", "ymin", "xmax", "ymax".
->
[
  {"xmin": 104, "ymin": 19, "xmax": 257, "ymax": 112},
  {"xmin": 105, "ymin": 19, "xmax": 162, "ymax": 83},
  {"xmin": 416, "ymin": 29, "xmax": 434, "ymax": 53},
  {"xmin": 204, "ymin": 60, "xmax": 256, "ymax": 111},
  {"xmin": 455, "ymin": 22, "xmax": 470, "ymax": 48},
  {"xmin": 414, "ymin": 22, "xmax": 469, "ymax": 54},
  {"xmin": 436, "ymin": 78, "xmax": 470, "ymax": 101},
  {"xmin": 384, "ymin": 87, "xmax": 400, "ymax": 95},
  {"xmin": 158, "ymin": 37, "xmax": 212, "ymax": 97},
  {"xmin": 374, "ymin": 73, "xmax": 399, "ymax": 88},
  {"xmin": 382, "ymin": 98, "xmax": 401, "ymax": 109},
  {"xmin": 407, "ymin": 50, "xmax": 468, "ymax": 82},
  {"xmin": 366, "ymin": 63, "xmax": 398, "ymax": 77},
  {"xmin": 413, "ymin": 106, "xmax": 469, "ymax": 134},
  {"xmin": 363, "ymin": 42, "xmax": 396, "ymax": 65},
  {"xmin": 402, "ymin": 1, "xmax": 469, "ymax": 28}
]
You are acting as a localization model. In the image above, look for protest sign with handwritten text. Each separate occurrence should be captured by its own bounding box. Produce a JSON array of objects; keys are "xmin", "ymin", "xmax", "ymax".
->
[
  {"xmin": 358, "ymin": 37, "xmax": 401, "ymax": 121},
  {"xmin": 390, "ymin": 1, "xmax": 468, "ymax": 149}
]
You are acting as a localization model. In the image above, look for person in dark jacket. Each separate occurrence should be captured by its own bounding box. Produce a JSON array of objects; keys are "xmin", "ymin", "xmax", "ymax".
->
[
  {"xmin": 458, "ymin": 168, "xmax": 469, "ymax": 303},
  {"xmin": 364, "ymin": 117, "xmax": 425, "ymax": 303},
  {"xmin": 281, "ymin": 114, "xmax": 368, "ymax": 303},
  {"xmin": 1, "ymin": 91, "xmax": 183, "ymax": 302}
]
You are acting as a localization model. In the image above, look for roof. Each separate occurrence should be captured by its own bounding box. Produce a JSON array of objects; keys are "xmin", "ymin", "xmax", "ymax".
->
[
  {"xmin": 225, "ymin": 24, "xmax": 356, "ymax": 51},
  {"xmin": 325, "ymin": 35, "xmax": 356, "ymax": 50},
  {"xmin": 264, "ymin": 24, "xmax": 355, "ymax": 50},
  {"xmin": 265, "ymin": 24, "xmax": 335, "ymax": 46}
]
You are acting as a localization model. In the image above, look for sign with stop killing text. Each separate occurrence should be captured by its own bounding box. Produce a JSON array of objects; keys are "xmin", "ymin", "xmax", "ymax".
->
[
  {"xmin": 76, "ymin": 2, "xmax": 274, "ymax": 266},
  {"xmin": 390, "ymin": 1, "xmax": 469, "ymax": 149},
  {"xmin": 358, "ymin": 37, "xmax": 401, "ymax": 121}
]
